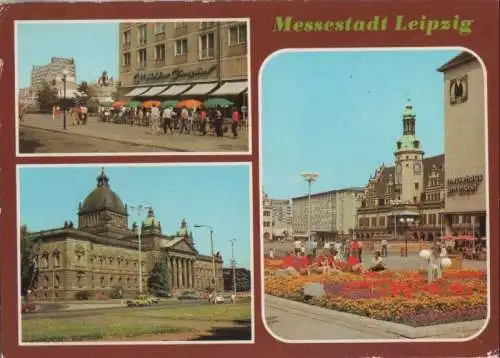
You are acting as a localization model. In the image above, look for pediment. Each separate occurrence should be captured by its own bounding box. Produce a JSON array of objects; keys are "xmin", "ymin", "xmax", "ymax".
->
[{"xmin": 166, "ymin": 237, "xmax": 198, "ymax": 255}]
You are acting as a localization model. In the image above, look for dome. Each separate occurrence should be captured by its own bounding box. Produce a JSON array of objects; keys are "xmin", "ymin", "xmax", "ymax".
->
[
  {"xmin": 143, "ymin": 208, "xmax": 160, "ymax": 228},
  {"xmin": 79, "ymin": 168, "xmax": 126, "ymax": 215}
]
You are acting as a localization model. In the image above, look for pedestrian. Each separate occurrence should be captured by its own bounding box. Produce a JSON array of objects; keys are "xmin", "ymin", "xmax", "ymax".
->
[
  {"xmin": 358, "ymin": 240, "xmax": 363, "ymax": 262},
  {"xmin": 312, "ymin": 239, "xmax": 318, "ymax": 257},
  {"xmin": 231, "ymin": 107, "xmax": 240, "ymax": 138},
  {"xmin": 199, "ymin": 107, "xmax": 208, "ymax": 135},
  {"xmin": 215, "ymin": 106, "xmax": 223, "ymax": 137},
  {"xmin": 294, "ymin": 239, "xmax": 302, "ymax": 256},
  {"xmin": 381, "ymin": 238, "xmax": 388, "ymax": 257},
  {"xmin": 162, "ymin": 106, "xmax": 173, "ymax": 134},
  {"xmin": 151, "ymin": 104, "xmax": 160, "ymax": 134},
  {"xmin": 187, "ymin": 107, "xmax": 194, "ymax": 132},
  {"xmin": 180, "ymin": 106, "xmax": 189, "ymax": 134}
]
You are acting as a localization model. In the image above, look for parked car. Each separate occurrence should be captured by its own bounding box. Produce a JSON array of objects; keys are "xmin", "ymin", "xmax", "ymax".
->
[{"xmin": 214, "ymin": 295, "xmax": 225, "ymax": 304}]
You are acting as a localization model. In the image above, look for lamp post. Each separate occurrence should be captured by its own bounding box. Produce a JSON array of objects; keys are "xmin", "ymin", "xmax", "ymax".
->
[
  {"xmin": 61, "ymin": 69, "xmax": 68, "ymax": 130},
  {"xmin": 229, "ymin": 239, "xmax": 237, "ymax": 300},
  {"xmin": 390, "ymin": 199, "xmax": 403, "ymax": 241},
  {"xmin": 129, "ymin": 204, "xmax": 152, "ymax": 295},
  {"xmin": 399, "ymin": 217, "xmax": 415, "ymax": 257},
  {"xmin": 194, "ymin": 224, "xmax": 216, "ymax": 298},
  {"xmin": 300, "ymin": 172, "xmax": 319, "ymax": 253}
]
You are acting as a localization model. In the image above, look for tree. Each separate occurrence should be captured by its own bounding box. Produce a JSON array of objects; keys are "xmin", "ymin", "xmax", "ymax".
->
[
  {"xmin": 20, "ymin": 225, "xmax": 39, "ymax": 296},
  {"xmin": 36, "ymin": 80, "xmax": 58, "ymax": 113},
  {"xmin": 147, "ymin": 254, "xmax": 171, "ymax": 297}
]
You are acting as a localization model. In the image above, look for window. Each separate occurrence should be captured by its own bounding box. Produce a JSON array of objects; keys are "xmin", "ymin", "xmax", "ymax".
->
[
  {"xmin": 137, "ymin": 25, "xmax": 147, "ymax": 45},
  {"xmin": 379, "ymin": 216, "xmax": 386, "ymax": 227},
  {"xmin": 154, "ymin": 23, "xmax": 166, "ymax": 34},
  {"xmin": 137, "ymin": 49, "xmax": 147, "ymax": 68},
  {"xmin": 199, "ymin": 32, "xmax": 215, "ymax": 59},
  {"xmin": 371, "ymin": 217, "xmax": 377, "ymax": 227},
  {"xmin": 263, "ymin": 211, "xmax": 271, "ymax": 217},
  {"xmin": 414, "ymin": 182, "xmax": 419, "ymax": 190},
  {"xmin": 123, "ymin": 52, "xmax": 131, "ymax": 66},
  {"xmin": 122, "ymin": 30, "xmax": 131, "ymax": 44},
  {"xmin": 175, "ymin": 38, "xmax": 188, "ymax": 56},
  {"xmin": 200, "ymin": 21, "xmax": 216, "ymax": 29},
  {"xmin": 154, "ymin": 44, "xmax": 165, "ymax": 62},
  {"xmin": 174, "ymin": 21, "xmax": 185, "ymax": 28},
  {"xmin": 229, "ymin": 24, "xmax": 247, "ymax": 45}
]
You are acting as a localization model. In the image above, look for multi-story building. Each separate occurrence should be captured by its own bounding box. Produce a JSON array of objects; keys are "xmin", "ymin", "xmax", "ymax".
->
[
  {"xmin": 26, "ymin": 169, "xmax": 224, "ymax": 301},
  {"xmin": 30, "ymin": 57, "xmax": 78, "ymax": 98},
  {"xmin": 118, "ymin": 21, "xmax": 248, "ymax": 108},
  {"xmin": 292, "ymin": 188, "xmax": 364, "ymax": 242},
  {"xmin": 438, "ymin": 51, "xmax": 487, "ymax": 237},
  {"xmin": 261, "ymin": 191, "xmax": 293, "ymax": 241},
  {"xmin": 356, "ymin": 52, "xmax": 488, "ymax": 242}
]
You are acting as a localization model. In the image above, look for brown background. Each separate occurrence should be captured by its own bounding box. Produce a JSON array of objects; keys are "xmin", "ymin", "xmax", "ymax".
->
[{"xmin": 0, "ymin": 1, "xmax": 499, "ymax": 358}]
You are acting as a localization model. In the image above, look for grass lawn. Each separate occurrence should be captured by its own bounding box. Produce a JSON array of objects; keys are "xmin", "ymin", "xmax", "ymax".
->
[{"xmin": 22, "ymin": 302, "xmax": 251, "ymax": 342}]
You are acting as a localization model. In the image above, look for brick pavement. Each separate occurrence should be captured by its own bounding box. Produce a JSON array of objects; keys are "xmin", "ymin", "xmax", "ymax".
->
[{"xmin": 19, "ymin": 114, "xmax": 249, "ymax": 153}]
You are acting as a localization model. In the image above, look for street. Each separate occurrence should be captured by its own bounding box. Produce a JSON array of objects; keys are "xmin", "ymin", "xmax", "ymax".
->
[{"xmin": 18, "ymin": 113, "xmax": 250, "ymax": 153}]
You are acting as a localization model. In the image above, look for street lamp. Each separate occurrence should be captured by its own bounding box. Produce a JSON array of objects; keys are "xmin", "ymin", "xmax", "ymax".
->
[
  {"xmin": 194, "ymin": 224, "xmax": 217, "ymax": 299},
  {"xmin": 61, "ymin": 68, "xmax": 68, "ymax": 130},
  {"xmin": 390, "ymin": 199, "xmax": 403, "ymax": 241},
  {"xmin": 399, "ymin": 217, "xmax": 415, "ymax": 257},
  {"xmin": 129, "ymin": 204, "xmax": 152, "ymax": 295},
  {"xmin": 300, "ymin": 172, "xmax": 319, "ymax": 253},
  {"xmin": 229, "ymin": 239, "xmax": 237, "ymax": 300}
]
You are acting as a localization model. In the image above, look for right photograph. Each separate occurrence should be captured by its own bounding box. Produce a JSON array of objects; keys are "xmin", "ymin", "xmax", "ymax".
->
[{"xmin": 260, "ymin": 49, "xmax": 489, "ymax": 342}]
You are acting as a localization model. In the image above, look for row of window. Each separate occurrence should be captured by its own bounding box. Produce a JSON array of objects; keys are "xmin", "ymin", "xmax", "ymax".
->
[
  {"xmin": 358, "ymin": 214, "xmax": 475, "ymax": 228},
  {"xmin": 122, "ymin": 24, "xmax": 247, "ymax": 68}
]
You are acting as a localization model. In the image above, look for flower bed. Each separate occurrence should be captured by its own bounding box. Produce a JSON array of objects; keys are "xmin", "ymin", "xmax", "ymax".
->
[{"xmin": 264, "ymin": 269, "xmax": 487, "ymax": 327}]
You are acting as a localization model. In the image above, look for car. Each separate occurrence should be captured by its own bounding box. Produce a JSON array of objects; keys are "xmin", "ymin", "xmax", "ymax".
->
[{"xmin": 214, "ymin": 295, "xmax": 225, "ymax": 304}]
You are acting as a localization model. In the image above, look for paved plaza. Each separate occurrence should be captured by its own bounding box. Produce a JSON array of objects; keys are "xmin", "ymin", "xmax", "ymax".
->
[{"xmin": 18, "ymin": 114, "xmax": 249, "ymax": 153}]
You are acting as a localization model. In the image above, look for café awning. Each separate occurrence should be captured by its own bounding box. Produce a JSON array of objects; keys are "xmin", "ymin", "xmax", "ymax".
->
[
  {"xmin": 182, "ymin": 82, "xmax": 218, "ymax": 96},
  {"xmin": 160, "ymin": 84, "xmax": 192, "ymax": 96},
  {"xmin": 210, "ymin": 81, "xmax": 248, "ymax": 96},
  {"xmin": 123, "ymin": 87, "xmax": 151, "ymax": 97},
  {"xmin": 138, "ymin": 86, "xmax": 169, "ymax": 97}
]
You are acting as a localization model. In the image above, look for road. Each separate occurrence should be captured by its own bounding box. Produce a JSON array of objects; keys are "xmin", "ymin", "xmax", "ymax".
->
[
  {"xmin": 20, "ymin": 127, "xmax": 165, "ymax": 153},
  {"xmin": 22, "ymin": 299, "xmax": 211, "ymax": 320},
  {"xmin": 18, "ymin": 113, "xmax": 249, "ymax": 153}
]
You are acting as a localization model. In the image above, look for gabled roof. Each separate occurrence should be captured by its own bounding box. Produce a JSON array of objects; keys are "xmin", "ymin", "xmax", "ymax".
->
[{"xmin": 161, "ymin": 237, "xmax": 198, "ymax": 254}]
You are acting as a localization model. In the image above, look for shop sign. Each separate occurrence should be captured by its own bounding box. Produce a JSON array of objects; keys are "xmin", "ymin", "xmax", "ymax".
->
[
  {"xmin": 447, "ymin": 174, "xmax": 483, "ymax": 196},
  {"xmin": 133, "ymin": 65, "xmax": 217, "ymax": 84}
]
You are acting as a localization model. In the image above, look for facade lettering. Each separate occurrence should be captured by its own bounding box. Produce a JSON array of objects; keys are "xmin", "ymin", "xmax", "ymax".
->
[
  {"xmin": 133, "ymin": 65, "xmax": 217, "ymax": 85},
  {"xmin": 446, "ymin": 174, "xmax": 483, "ymax": 196}
]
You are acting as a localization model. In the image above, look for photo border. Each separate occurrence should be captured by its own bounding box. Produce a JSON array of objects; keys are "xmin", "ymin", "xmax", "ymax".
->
[{"xmin": 258, "ymin": 46, "xmax": 492, "ymax": 344}]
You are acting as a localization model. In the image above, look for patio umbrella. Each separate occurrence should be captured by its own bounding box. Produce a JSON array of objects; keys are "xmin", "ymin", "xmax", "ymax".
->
[
  {"xmin": 112, "ymin": 100, "xmax": 127, "ymax": 108},
  {"xmin": 142, "ymin": 100, "xmax": 161, "ymax": 108},
  {"xmin": 176, "ymin": 99, "xmax": 202, "ymax": 109},
  {"xmin": 160, "ymin": 100, "xmax": 178, "ymax": 109},
  {"xmin": 126, "ymin": 100, "xmax": 142, "ymax": 108},
  {"xmin": 203, "ymin": 98, "xmax": 234, "ymax": 108}
]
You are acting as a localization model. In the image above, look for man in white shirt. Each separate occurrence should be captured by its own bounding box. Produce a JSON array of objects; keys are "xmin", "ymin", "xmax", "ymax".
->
[
  {"xmin": 381, "ymin": 239, "xmax": 388, "ymax": 257},
  {"xmin": 294, "ymin": 240, "xmax": 302, "ymax": 255},
  {"xmin": 162, "ymin": 106, "xmax": 173, "ymax": 134},
  {"xmin": 151, "ymin": 105, "xmax": 160, "ymax": 134}
]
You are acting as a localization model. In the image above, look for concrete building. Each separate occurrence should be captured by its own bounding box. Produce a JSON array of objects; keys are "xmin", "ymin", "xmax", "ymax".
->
[
  {"xmin": 118, "ymin": 21, "xmax": 248, "ymax": 107},
  {"xmin": 262, "ymin": 190, "xmax": 293, "ymax": 241},
  {"xmin": 27, "ymin": 169, "xmax": 224, "ymax": 301},
  {"xmin": 292, "ymin": 188, "xmax": 364, "ymax": 242},
  {"xmin": 30, "ymin": 57, "xmax": 79, "ymax": 98},
  {"xmin": 438, "ymin": 51, "xmax": 487, "ymax": 237}
]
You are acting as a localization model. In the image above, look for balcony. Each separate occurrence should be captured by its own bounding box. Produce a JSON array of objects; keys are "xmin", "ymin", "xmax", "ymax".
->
[{"xmin": 200, "ymin": 47, "xmax": 215, "ymax": 60}]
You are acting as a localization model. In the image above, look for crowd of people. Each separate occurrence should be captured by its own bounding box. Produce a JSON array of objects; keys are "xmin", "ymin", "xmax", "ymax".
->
[{"xmin": 99, "ymin": 105, "xmax": 244, "ymax": 139}]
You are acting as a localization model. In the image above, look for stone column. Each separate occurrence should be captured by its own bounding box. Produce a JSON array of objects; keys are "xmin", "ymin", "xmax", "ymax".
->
[
  {"xmin": 183, "ymin": 259, "xmax": 188, "ymax": 289},
  {"xmin": 189, "ymin": 260, "xmax": 194, "ymax": 288},
  {"xmin": 172, "ymin": 256, "xmax": 178, "ymax": 289},
  {"xmin": 177, "ymin": 257, "xmax": 183, "ymax": 289}
]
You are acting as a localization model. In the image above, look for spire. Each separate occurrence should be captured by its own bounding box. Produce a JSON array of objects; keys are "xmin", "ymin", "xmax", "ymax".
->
[
  {"xmin": 402, "ymin": 97, "xmax": 416, "ymax": 135},
  {"xmin": 96, "ymin": 167, "xmax": 110, "ymax": 188}
]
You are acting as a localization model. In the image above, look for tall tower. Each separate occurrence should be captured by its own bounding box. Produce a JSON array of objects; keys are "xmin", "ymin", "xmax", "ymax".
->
[{"xmin": 394, "ymin": 100, "xmax": 424, "ymax": 204}]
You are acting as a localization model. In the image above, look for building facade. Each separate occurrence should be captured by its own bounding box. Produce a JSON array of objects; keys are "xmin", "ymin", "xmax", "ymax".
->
[
  {"xmin": 28, "ymin": 169, "xmax": 223, "ymax": 301},
  {"xmin": 30, "ymin": 57, "xmax": 79, "ymax": 98},
  {"xmin": 261, "ymin": 190, "xmax": 293, "ymax": 241},
  {"xmin": 438, "ymin": 52, "xmax": 487, "ymax": 237},
  {"xmin": 356, "ymin": 102, "xmax": 448, "ymax": 241},
  {"xmin": 118, "ymin": 21, "xmax": 248, "ymax": 106},
  {"xmin": 292, "ymin": 188, "xmax": 363, "ymax": 242}
]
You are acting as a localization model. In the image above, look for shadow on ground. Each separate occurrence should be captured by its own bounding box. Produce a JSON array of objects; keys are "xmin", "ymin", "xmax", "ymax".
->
[
  {"xmin": 19, "ymin": 129, "xmax": 43, "ymax": 153},
  {"xmin": 193, "ymin": 319, "xmax": 252, "ymax": 341}
]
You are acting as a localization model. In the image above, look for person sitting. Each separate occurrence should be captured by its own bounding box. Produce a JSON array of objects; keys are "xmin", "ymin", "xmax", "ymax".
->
[
  {"xmin": 368, "ymin": 251, "xmax": 386, "ymax": 272},
  {"xmin": 347, "ymin": 252, "xmax": 364, "ymax": 273}
]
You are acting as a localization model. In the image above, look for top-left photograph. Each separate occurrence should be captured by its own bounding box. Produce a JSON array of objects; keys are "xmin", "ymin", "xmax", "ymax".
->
[{"xmin": 15, "ymin": 19, "xmax": 250, "ymax": 155}]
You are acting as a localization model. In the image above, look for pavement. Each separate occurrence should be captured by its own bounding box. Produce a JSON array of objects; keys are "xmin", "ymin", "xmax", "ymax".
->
[
  {"xmin": 19, "ymin": 113, "xmax": 249, "ymax": 153},
  {"xmin": 264, "ymin": 295, "xmax": 485, "ymax": 341}
]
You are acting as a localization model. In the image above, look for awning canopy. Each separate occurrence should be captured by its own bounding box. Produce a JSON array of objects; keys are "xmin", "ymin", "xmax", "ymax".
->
[
  {"xmin": 138, "ymin": 86, "xmax": 169, "ymax": 97},
  {"xmin": 160, "ymin": 84, "xmax": 191, "ymax": 96},
  {"xmin": 182, "ymin": 82, "xmax": 218, "ymax": 96},
  {"xmin": 211, "ymin": 81, "xmax": 248, "ymax": 96},
  {"xmin": 123, "ymin": 87, "xmax": 151, "ymax": 97}
]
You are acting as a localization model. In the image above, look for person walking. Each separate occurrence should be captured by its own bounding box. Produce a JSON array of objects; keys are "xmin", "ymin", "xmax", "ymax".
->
[
  {"xmin": 231, "ymin": 107, "xmax": 240, "ymax": 138},
  {"xmin": 199, "ymin": 107, "xmax": 208, "ymax": 135},
  {"xmin": 180, "ymin": 106, "xmax": 189, "ymax": 134},
  {"xmin": 162, "ymin": 106, "xmax": 173, "ymax": 134},
  {"xmin": 151, "ymin": 104, "xmax": 161, "ymax": 134},
  {"xmin": 381, "ymin": 238, "xmax": 388, "ymax": 257},
  {"xmin": 214, "ymin": 106, "xmax": 223, "ymax": 137}
]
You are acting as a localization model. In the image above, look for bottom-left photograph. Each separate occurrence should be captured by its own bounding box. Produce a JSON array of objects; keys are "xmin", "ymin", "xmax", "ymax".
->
[{"xmin": 17, "ymin": 163, "xmax": 253, "ymax": 345}]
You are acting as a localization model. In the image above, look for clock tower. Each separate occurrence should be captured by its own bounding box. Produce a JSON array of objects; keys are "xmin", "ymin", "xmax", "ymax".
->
[{"xmin": 394, "ymin": 100, "xmax": 424, "ymax": 204}]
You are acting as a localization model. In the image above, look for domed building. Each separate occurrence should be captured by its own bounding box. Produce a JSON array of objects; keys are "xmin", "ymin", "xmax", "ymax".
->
[{"xmin": 28, "ymin": 168, "xmax": 223, "ymax": 301}]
